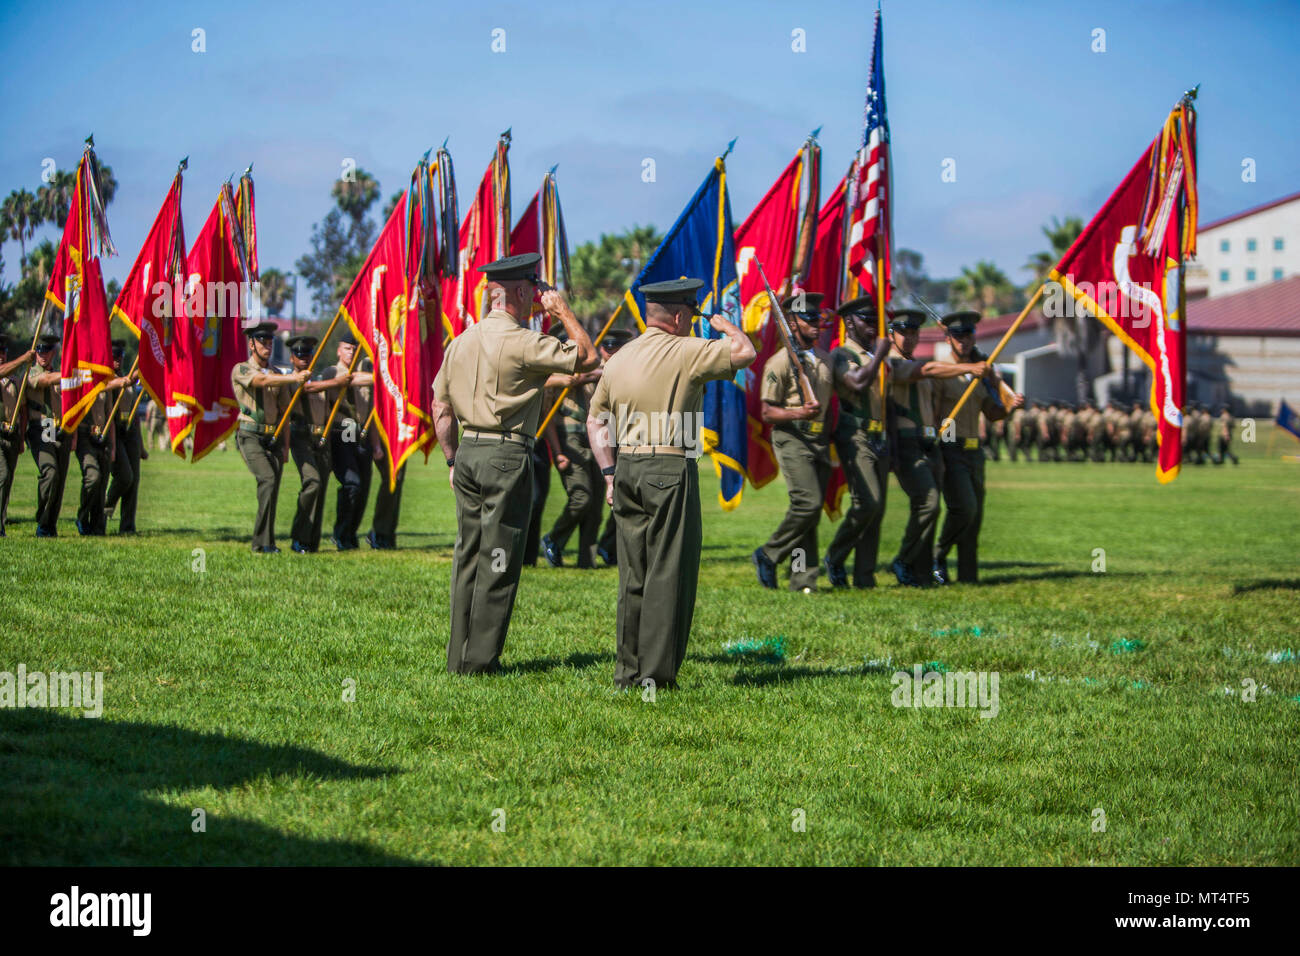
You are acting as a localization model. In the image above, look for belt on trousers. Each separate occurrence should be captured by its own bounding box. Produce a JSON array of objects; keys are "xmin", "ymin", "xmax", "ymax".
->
[
  {"xmin": 897, "ymin": 426, "xmax": 937, "ymax": 439},
  {"xmin": 620, "ymin": 445, "xmax": 685, "ymax": 456},
  {"xmin": 463, "ymin": 427, "xmax": 534, "ymax": 447},
  {"xmin": 239, "ymin": 421, "xmax": 276, "ymax": 436},
  {"xmin": 290, "ymin": 421, "xmax": 326, "ymax": 438}
]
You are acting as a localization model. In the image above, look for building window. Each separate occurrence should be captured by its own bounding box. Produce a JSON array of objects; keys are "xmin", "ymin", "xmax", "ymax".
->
[
  {"xmin": 1219, "ymin": 239, "xmax": 1229, "ymax": 252},
  {"xmin": 1276, "ymin": 238, "xmax": 1285, "ymax": 251},
  {"xmin": 1246, "ymin": 238, "xmax": 1257, "ymax": 252},
  {"xmin": 1219, "ymin": 270, "xmax": 1229, "ymax": 283},
  {"xmin": 1275, "ymin": 269, "xmax": 1284, "ymax": 281},
  {"xmin": 1246, "ymin": 269, "xmax": 1256, "ymax": 282}
]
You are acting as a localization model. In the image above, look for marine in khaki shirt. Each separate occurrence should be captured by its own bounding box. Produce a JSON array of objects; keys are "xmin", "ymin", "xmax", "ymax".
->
[
  {"xmin": 231, "ymin": 321, "xmax": 311, "ymax": 553},
  {"xmin": 930, "ymin": 310, "xmax": 1023, "ymax": 584},
  {"xmin": 0, "ymin": 335, "xmax": 34, "ymax": 535},
  {"xmin": 433, "ymin": 252, "xmax": 597, "ymax": 676},
  {"xmin": 283, "ymin": 334, "xmax": 351, "ymax": 553},
  {"xmin": 587, "ymin": 277, "xmax": 754, "ymax": 690},
  {"xmin": 881, "ymin": 309, "xmax": 987, "ymax": 587},
  {"xmin": 824, "ymin": 296, "xmax": 893, "ymax": 588},
  {"xmin": 322, "ymin": 332, "xmax": 377, "ymax": 551},
  {"xmin": 754, "ymin": 292, "xmax": 835, "ymax": 592},
  {"xmin": 25, "ymin": 334, "xmax": 71, "ymax": 537}
]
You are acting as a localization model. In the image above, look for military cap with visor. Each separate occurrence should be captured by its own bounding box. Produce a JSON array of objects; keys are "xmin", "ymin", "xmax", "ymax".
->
[
  {"xmin": 940, "ymin": 310, "xmax": 981, "ymax": 336},
  {"xmin": 887, "ymin": 308, "xmax": 927, "ymax": 332},
  {"xmin": 640, "ymin": 277, "xmax": 705, "ymax": 306},
  {"xmin": 478, "ymin": 252, "xmax": 543, "ymax": 281}
]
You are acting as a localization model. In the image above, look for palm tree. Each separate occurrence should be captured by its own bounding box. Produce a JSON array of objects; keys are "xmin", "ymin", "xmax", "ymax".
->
[
  {"xmin": 2, "ymin": 189, "xmax": 40, "ymax": 269},
  {"xmin": 35, "ymin": 163, "xmax": 116, "ymax": 228},
  {"xmin": 258, "ymin": 268, "xmax": 292, "ymax": 315},
  {"xmin": 949, "ymin": 260, "xmax": 1019, "ymax": 316},
  {"xmin": 331, "ymin": 168, "xmax": 380, "ymax": 229},
  {"xmin": 1023, "ymin": 215, "xmax": 1083, "ymax": 285}
]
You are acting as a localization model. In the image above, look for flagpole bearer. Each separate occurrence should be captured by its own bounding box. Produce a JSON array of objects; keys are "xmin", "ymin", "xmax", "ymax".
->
[
  {"xmin": 940, "ymin": 284, "xmax": 1045, "ymax": 432},
  {"xmin": 316, "ymin": 340, "xmax": 367, "ymax": 447},
  {"xmin": 6, "ymin": 299, "xmax": 51, "ymax": 429},
  {"xmin": 271, "ymin": 312, "xmax": 343, "ymax": 440},
  {"xmin": 104, "ymin": 355, "xmax": 140, "ymax": 424}
]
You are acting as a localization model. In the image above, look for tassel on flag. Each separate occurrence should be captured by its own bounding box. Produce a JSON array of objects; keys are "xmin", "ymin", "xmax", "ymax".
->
[{"xmin": 441, "ymin": 132, "xmax": 511, "ymax": 336}]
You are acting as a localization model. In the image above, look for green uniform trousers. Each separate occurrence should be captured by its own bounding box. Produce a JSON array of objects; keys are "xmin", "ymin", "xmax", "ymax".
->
[
  {"xmin": 548, "ymin": 439, "xmax": 602, "ymax": 567},
  {"xmin": 0, "ymin": 431, "xmax": 20, "ymax": 534},
  {"xmin": 827, "ymin": 429, "xmax": 889, "ymax": 587},
  {"xmin": 330, "ymin": 431, "xmax": 372, "ymax": 548},
  {"xmin": 597, "ymin": 507, "xmax": 617, "ymax": 563},
  {"xmin": 28, "ymin": 420, "xmax": 71, "ymax": 536},
  {"xmin": 613, "ymin": 453, "xmax": 701, "ymax": 689},
  {"xmin": 289, "ymin": 429, "xmax": 331, "ymax": 551},
  {"xmin": 935, "ymin": 445, "xmax": 986, "ymax": 583},
  {"xmin": 370, "ymin": 444, "xmax": 406, "ymax": 548},
  {"xmin": 524, "ymin": 442, "xmax": 551, "ymax": 565},
  {"xmin": 236, "ymin": 430, "xmax": 283, "ymax": 552},
  {"xmin": 105, "ymin": 424, "xmax": 142, "ymax": 533},
  {"xmin": 893, "ymin": 436, "xmax": 942, "ymax": 580},
  {"xmin": 447, "ymin": 436, "xmax": 535, "ymax": 674},
  {"xmin": 760, "ymin": 429, "xmax": 831, "ymax": 590},
  {"xmin": 76, "ymin": 426, "xmax": 111, "ymax": 535}
]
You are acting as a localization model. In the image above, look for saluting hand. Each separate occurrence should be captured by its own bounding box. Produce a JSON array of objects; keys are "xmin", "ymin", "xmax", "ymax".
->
[
  {"xmin": 539, "ymin": 288, "xmax": 571, "ymax": 318},
  {"xmin": 708, "ymin": 315, "xmax": 739, "ymax": 334}
]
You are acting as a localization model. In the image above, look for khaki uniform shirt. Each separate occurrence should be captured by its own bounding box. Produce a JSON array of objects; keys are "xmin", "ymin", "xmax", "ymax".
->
[
  {"xmin": 761, "ymin": 345, "xmax": 833, "ymax": 439},
  {"xmin": 589, "ymin": 327, "xmax": 734, "ymax": 448},
  {"xmin": 888, "ymin": 356, "xmax": 936, "ymax": 436},
  {"xmin": 323, "ymin": 358, "xmax": 374, "ymax": 426},
  {"xmin": 26, "ymin": 364, "xmax": 61, "ymax": 423},
  {"xmin": 433, "ymin": 310, "xmax": 579, "ymax": 435},
  {"xmin": 231, "ymin": 360, "xmax": 287, "ymax": 427},
  {"xmin": 1, "ymin": 368, "xmax": 21, "ymax": 425},
  {"xmin": 830, "ymin": 341, "xmax": 884, "ymax": 431},
  {"xmin": 931, "ymin": 356, "xmax": 1002, "ymax": 443}
]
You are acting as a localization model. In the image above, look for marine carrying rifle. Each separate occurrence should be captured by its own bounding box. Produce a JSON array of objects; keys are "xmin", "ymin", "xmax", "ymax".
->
[{"xmin": 754, "ymin": 258, "xmax": 815, "ymax": 406}]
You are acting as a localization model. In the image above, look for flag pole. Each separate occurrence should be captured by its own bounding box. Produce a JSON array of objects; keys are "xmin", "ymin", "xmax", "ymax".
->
[
  {"xmin": 104, "ymin": 356, "xmax": 140, "ymax": 424},
  {"xmin": 316, "ymin": 343, "xmax": 367, "ymax": 448},
  {"xmin": 940, "ymin": 283, "xmax": 1045, "ymax": 431},
  {"xmin": 6, "ymin": 298, "xmax": 52, "ymax": 429},
  {"xmin": 535, "ymin": 305, "xmax": 622, "ymax": 439},
  {"xmin": 271, "ymin": 310, "xmax": 344, "ymax": 440}
]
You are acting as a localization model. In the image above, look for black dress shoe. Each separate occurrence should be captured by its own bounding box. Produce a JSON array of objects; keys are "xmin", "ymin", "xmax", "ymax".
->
[
  {"xmin": 331, "ymin": 534, "xmax": 347, "ymax": 551},
  {"xmin": 257, "ymin": 546, "xmax": 281, "ymax": 554},
  {"xmin": 596, "ymin": 545, "xmax": 616, "ymax": 567},
  {"xmin": 541, "ymin": 534, "xmax": 562, "ymax": 567},
  {"xmin": 366, "ymin": 530, "xmax": 380, "ymax": 550},
  {"xmin": 891, "ymin": 557, "xmax": 921, "ymax": 588},
  {"xmin": 291, "ymin": 541, "xmax": 310, "ymax": 554},
  {"xmin": 36, "ymin": 527, "xmax": 57, "ymax": 538},
  {"xmin": 824, "ymin": 556, "xmax": 849, "ymax": 589},
  {"xmin": 753, "ymin": 548, "xmax": 777, "ymax": 589},
  {"xmin": 932, "ymin": 559, "xmax": 950, "ymax": 586}
]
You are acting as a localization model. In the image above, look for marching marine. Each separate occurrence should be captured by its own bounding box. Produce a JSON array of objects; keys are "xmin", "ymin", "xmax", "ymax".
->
[
  {"xmin": 0, "ymin": 335, "xmax": 33, "ymax": 535},
  {"xmin": 231, "ymin": 322, "xmax": 309, "ymax": 553},
  {"xmin": 323, "ymin": 331, "xmax": 375, "ymax": 551},
  {"xmin": 752, "ymin": 292, "xmax": 835, "ymax": 593},
  {"xmin": 104, "ymin": 339, "xmax": 147, "ymax": 534},
  {"xmin": 930, "ymin": 311, "xmax": 1023, "ymax": 584},
  {"xmin": 285, "ymin": 334, "xmax": 351, "ymax": 553},
  {"xmin": 26, "ymin": 334, "xmax": 72, "ymax": 538},
  {"xmin": 823, "ymin": 296, "xmax": 892, "ymax": 588}
]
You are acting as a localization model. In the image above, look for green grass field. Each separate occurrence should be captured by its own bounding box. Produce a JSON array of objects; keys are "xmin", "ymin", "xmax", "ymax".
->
[{"xmin": 3, "ymin": 427, "xmax": 1298, "ymax": 865}]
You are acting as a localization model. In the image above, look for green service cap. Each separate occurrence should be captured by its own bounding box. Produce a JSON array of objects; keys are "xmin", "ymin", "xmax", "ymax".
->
[
  {"xmin": 640, "ymin": 278, "xmax": 705, "ymax": 306},
  {"xmin": 479, "ymin": 252, "xmax": 542, "ymax": 281},
  {"xmin": 940, "ymin": 310, "xmax": 981, "ymax": 335},
  {"xmin": 887, "ymin": 308, "xmax": 927, "ymax": 332}
]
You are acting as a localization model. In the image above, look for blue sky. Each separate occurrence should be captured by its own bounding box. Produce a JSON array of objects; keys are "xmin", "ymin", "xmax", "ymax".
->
[{"xmin": 3, "ymin": 0, "xmax": 1297, "ymax": 309}]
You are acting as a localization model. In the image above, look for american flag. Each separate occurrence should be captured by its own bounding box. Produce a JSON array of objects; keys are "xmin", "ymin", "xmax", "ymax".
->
[{"xmin": 847, "ymin": 7, "xmax": 891, "ymax": 300}]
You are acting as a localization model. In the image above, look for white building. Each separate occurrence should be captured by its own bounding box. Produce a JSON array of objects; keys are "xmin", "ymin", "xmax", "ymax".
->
[{"xmin": 1185, "ymin": 191, "xmax": 1300, "ymax": 299}]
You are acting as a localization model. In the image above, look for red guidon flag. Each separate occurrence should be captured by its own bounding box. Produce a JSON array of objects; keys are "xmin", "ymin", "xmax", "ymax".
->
[
  {"xmin": 1048, "ymin": 99, "xmax": 1197, "ymax": 483},
  {"xmin": 45, "ymin": 147, "xmax": 116, "ymax": 432},
  {"xmin": 59, "ymin": 258, "xmax": 114, "ymax": 431},
  {"xmin": 441, "ymin": 134, "xmax": 510, "ymax": 337},
  {"xmin": 342, "ymin": 185, "xmax": 437, "ymax": 491},
  {"xmin": 111, "ymin": 167, "xmax": 186, "ymax": 420},
  {"xmin": 734, "ymin": 151, "xmax": 806, "ymax": 490},
  {"xmin": 172, "ymin": 185, "xmax": 250, "ymax": 461}
]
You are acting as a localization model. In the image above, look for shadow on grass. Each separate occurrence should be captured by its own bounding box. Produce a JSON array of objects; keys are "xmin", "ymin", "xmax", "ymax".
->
[
  {"xmin": 978, "ymin": 569, "xmax": 1141, "ymax": 585},
  {"xmin": 503, "ymin": 651, "xmax": 611, "ymax": 674},
  {"xmin": 0, "ymin": 709, "xmax": 421, "ymax": 866},
  {"xmin": 727, "ymin": 663, "xmax": 889, "ymax": 687},
  {"xmin": 1231, "ymin": 578, "xmax": 1300, "ymax": 595}
]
